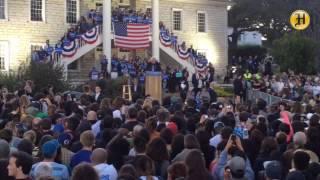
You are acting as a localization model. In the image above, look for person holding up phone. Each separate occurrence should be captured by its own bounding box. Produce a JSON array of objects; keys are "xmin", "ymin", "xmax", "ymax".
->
[{"xmin": 214, "ymin": 135, "xmax": 254, "ymax": 180}]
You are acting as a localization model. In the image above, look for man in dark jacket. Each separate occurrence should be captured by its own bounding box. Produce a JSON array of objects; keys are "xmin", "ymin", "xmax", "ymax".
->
[
  {"xmin": 233, "ymin": 74, "xmax": 244, "ymax": 104},
  {"xmin": 146, "ymin": 57, "xmax": 161, "ymax": 72}
]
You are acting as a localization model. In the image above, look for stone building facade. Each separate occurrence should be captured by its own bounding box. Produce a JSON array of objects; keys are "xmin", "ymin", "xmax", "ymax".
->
[{"xmin": 0, "ymin": 0, "xmax": 227, "ymax": 77}]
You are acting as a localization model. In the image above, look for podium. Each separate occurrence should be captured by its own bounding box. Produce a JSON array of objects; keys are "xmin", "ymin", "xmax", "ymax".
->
[{"xmin": 145, "ymin": 71, "xmax": 162, "ymax": 102}]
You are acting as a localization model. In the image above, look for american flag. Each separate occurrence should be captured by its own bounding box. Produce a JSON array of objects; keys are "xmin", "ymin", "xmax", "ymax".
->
[{"xmin": 114, "ymin": 22, "xmax": 150, "ymax": 49}]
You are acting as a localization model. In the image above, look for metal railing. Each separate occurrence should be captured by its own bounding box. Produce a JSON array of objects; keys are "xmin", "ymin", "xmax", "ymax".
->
[{"xmin": 247, "ymin": 89, "xmax": 295, "ymax": 105}]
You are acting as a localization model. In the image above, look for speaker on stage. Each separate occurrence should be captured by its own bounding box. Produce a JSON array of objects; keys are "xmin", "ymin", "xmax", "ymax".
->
[{"xmin": 145, "ymin": 57, "xmax": 162, "ymax": 102}]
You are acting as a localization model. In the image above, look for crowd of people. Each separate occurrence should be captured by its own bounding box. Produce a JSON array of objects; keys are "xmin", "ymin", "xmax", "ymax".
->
[
  {"xmin": 1, "ymin": 74, "xmax": 320, "ymax": 180},
  {"xmin": 17, "ymin": 6, "xmax": 320, "ymax": 180},
  {"xmin": 89, "ymin": 55, "xmax": 215, "ymax": 106},
  {"xmin": 112, "ymin": 7, "xmax": 152, "ymax": 24},
  {"xmin": 231, "ymin": 55, "xmax": 320, "ymax": 109}
]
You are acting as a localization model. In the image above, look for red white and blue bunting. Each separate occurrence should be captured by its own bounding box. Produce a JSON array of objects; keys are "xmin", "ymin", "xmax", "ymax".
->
[
  {"xmin": 177, "ymin": 45, "xmax": 190, "ymax": 60},
  {"xmin": 159, "ymin": 32, "xmax": 172, "ymax": 47},
  {"xmin": 81, "ymin": 26, "xmax": 99, "ymax": 44},
  {"xmin": 58, "ymin": 25, "xmax": 101, "ymax": 58},
  {"xmin": 194, "ymin": 56, "xmax": 208, "ymax": 73},
  {"xmin": 62, "ymin": 40, "xmax": 77, "ymax": 58},
  {"xmin": 159, "ymin": 32, "xmax": 209, "ymax": 75}
]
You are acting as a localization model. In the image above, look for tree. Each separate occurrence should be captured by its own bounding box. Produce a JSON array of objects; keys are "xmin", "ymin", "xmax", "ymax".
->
[
  {"xmin": 228, "ymin": 0, "xmax": 294, "ymax": 48},
  {"xmin": 271, "ymin": 33, "xmax": 318, "ymax": 74},
  {"xmin": 25, "ymin": 62, "xmax": 69, "ymax": 92}
]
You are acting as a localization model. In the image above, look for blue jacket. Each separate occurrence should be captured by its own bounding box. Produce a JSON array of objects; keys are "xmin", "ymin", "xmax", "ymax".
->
[{"xmin": 215, "ymin": 150, "xmax": 254, "ymax": 180}]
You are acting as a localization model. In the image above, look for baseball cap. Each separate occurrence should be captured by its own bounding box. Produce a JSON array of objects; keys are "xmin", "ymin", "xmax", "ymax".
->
[
  {"xmin": 58, "ymin": 132, "xmax": 73, "ymax": 147},
  {"xmin": 263, "ymin": 161, "xmax": 282, "ymax": 179},
  {"xmin": 42, "ymin": 140, "xmax": 60, "ymax": 157},
  {"xmin": 166, "ymin": 122, "xmax": 178, "ymax": 135},
  {"xmin": 52, "ymin": 124, "xmax": 64, "ymax": 134},
  {"xmin": 210, "ymin": 102, "xmax": 224, "ymax": 110},
  {"xmin": 228, "ymin": 156, "xmax": 246, "ymax": 179},
  {"xmin": 214, "ymin": 121, "xmax": 224, "ymax": 130}
]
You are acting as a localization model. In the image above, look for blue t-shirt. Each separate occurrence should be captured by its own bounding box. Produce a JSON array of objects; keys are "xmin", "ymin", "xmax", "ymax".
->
[
  {"xmin": 46, "ymin": 46, "xmax": 54, "ymax": 55},
  {"xmin": 139, "ymin": 75, "xmax": 145, "ymax": 84},
  {"xmin": 137, "ymin": 16, "xmax": 144, "ymax": 23},
  {"xmin": 70, "ymin": 150, "xmax": 92, "ymax": 169},
  {"xmin": 121, "ymin": 63, "xmax": 128, "ymax": 73},
  {"xmin": 163, "ymin": 74, "xmax": 169, "ymax": 81},
  {"xmin": 31, "ymin": 162, "xmax": 69, "ymax": 180}
]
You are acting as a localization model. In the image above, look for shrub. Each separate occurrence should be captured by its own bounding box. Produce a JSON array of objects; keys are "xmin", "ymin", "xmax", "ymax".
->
[
  {"xmin": 0, "ymin": 72, "xmax": 22, "ymax": 91},
  {"xmin": 271, "ymin": 33, "xmax": 318, "ymax": 74},
  {"xmin": 24, "ymin": 62, "xmax": 69, "ymax": 92},
  {"xmin": 213, "ymin": 85, "xmax": 234, "ymax": 97},
  {"xmin": 102, "ymin": 76, "xmax": 129, "ymax": 98}
]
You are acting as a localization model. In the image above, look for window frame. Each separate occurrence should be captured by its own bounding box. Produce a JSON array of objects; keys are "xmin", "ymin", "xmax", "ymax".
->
[
  {"xmin": 30, "ymin": 42, "xmax": 45, "ymax": 52},
  {"xmin": 197, "ymin": 11, "xmax": 207, "ymax": 33},
  {"xmin": 0, "ymin": 41, "xmax": 9, "ymax": 71},
  {"xmin": 65, "ymin": 0, "xmax": 80, "ymax": 24},
  {"xmin": 146, "ymin": 5, "xmax": 152, "ymax": 13},
  {"xmin": 29, "ymin": 0, "xmax": 46, "ymax": 22},
  {"xmin": 30, "ymin": 42, "xmax": 46, "ymax": 62},
  {"xmin": 0, "ymin": 0, "xmax": 8, "ymax": 21},
  {"xmin": 197, "ymin": 49, "xmax": 207, "ymax": 58},
  {"xmin": 172, "ymin": 8, "xmax": 183, "ymax": 32}
]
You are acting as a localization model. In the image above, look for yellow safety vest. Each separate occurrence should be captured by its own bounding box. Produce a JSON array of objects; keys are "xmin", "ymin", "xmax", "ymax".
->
[
  {"xmin": 244, "ymin": 73, "xmax": 252, "ymax": 80},
  {"xmin": 255, "ymin": 74, "xmax": 261, "ymax": 80}
]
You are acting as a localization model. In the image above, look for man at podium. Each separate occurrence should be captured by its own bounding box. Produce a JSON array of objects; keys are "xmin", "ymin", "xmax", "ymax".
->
[
  {"xmin": 146, "ymin": 57, "xmax": 162, "ymax": 72},
  {"xmin": 145, "ymin": 57, "xmax": 162, "ymax": 101}
]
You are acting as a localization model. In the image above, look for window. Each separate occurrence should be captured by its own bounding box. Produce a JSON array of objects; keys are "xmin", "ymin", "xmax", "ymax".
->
[
  {"xmin": 172, "ymin": 9, "xmax": 182, "ymax": 31},
  {"xmin": 146, "ymin": 6, "xmax": 152, "ymax": 13},
  {"xmin": 0, "ymin": 0, "xmax": 7, "ymax": 20},
  {"xmin": 30, "ymin": 0, "xmax": 44, "ymax": 21},
  {"xmin": 30, "ymin": 43, "xmax": 45, "ymax": 61},
  {"xmin": 31, "ymin": 44, "xmax": 44, "ymax": 52},
  {"xmin": 197, "ymin": 49, "xmax": 207, "ymax": 57},
  {"xmin": 0, "ymin": 41, "xmax": 9, "ymax": 71},
  {"xmin": 66, "ymin": 0, "xmax": 77, "ymax": 24},
  {"xmin": 197, "ymin": 11, "xmax": 206, "ymax": 33}
]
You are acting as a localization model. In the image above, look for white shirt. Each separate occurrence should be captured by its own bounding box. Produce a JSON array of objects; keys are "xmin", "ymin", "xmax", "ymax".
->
[
  {"xmin": 112, "ymin": 110, "xmax": 122, "ymax": 120},
  {"xmin": 91, "ymin": 120, "xmax": 101, "ymax": 137},
  {"xmin": 209, "ymin": 134, "xmax": 222, "ymax": 148},
  {"xmin": 313, "ymin": 85, "xmax": 320, "ymax": 96},
  {"xmin": 95, "ymin": 93, "xmax": 100, "ymax": 101},
  {"xmin": 139, "ymin": 176, "xmax": 159, "ymax": 180},
  {"xmin": 94, "ymin": 163, "xmax": 118, "ymax": 180}
]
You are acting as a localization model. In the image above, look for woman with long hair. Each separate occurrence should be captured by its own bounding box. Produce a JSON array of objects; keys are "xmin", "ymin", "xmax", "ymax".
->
[
  {"xmin": 133, "ymin": 155, "xmax": 159, "ymax": 180},
  {"xmin": 146, "ymin": 138, "xmax": 169, "ymax": 178},
  {"xmin": 19, "ymin": 95, "xmax": 30, "ymax": 116},
  {"xmin": 196, "ymin": 129, "xmax": 215, "ymax": 168},
  {"xmin": 145, "ymin": 117, "xmax": 160, "ymax": 141},
  {"xmin": 170, "ymin": 134, "xmax": 184, "ymax": 161},
  {"xmin": 185, "ymin": 150, "xmax": 213, "ymax": 180}
]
